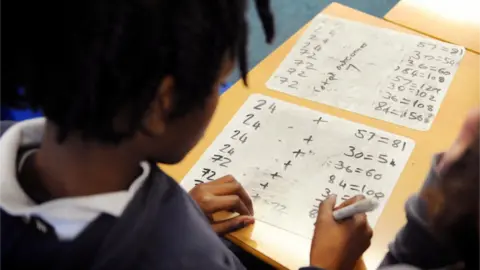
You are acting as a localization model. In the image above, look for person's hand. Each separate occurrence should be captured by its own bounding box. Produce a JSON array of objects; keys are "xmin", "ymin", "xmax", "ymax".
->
[
  {"xmin": 189, "ymin": 175, "xmax": 255, "ymax": 234},
  {"xmin": 437, "ymin": 108, "xmax": 479, "ymax": 175},
  {"xmin": 310, "ymin": 195, "xmax": 372, "ymax": 270}
]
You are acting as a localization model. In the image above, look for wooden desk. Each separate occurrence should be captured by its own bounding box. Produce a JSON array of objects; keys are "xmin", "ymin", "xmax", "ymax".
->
[
  {"xmin": 385, "ymin": 0, "xmax": 480, "ymax": 53},
  {"xmin": 162, "ymin": 2, "xmax": 479, "ymax": 269}
]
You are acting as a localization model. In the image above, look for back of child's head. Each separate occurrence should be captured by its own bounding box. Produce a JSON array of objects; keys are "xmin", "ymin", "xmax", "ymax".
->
[{"xmin": 3, "ymin": 0, "xmax": 274, "ymax": 143}]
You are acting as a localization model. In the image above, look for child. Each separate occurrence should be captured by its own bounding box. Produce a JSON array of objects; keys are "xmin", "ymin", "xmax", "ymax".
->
[
  {"xmin": 380, "ymin": 109, "xmax": 479, "ymax": 270},
  {"xmin": 1, "ymin": 0, "xmax": 372, "ymax": 269}
]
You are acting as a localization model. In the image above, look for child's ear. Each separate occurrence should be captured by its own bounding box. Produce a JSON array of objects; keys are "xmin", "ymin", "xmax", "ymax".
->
[{"xmin": 143, "ymin": 76, "xmax": 175, "ymax": 136}]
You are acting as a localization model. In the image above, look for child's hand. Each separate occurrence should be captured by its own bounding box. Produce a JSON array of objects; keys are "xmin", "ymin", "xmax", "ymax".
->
[
  {"xmin": 310, "ymin": 195, "xmax": 372, "ymax": 270},
  {"xmin": 189, "ymin": 175, "xmax": 255, "ymax": 234}
]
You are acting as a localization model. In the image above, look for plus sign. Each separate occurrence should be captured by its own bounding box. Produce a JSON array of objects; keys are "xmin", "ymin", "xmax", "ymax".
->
[
  {"xmin": 283, "ymin": 160, "xmax": 292, "ymax": 171},
  {"xmin": 303, "ymin": 135, "xmax": 313, "ymax": 144},
  {"xmin": 293, "ymin": 149, "xmax": 306, "ymax": 158},
  {"xmin": 270, "ymin": 172, "xmax": 282, "ymax": 179},
  {"xmin": 260, "ymin": 182, "xmax": 269, "ymax": 189},
  {"xmin": 313, "ymin": 117, "xmax": 328, "ymax": 124}
]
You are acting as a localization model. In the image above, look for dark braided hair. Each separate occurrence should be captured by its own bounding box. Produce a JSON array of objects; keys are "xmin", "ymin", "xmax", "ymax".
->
[{"xmin": 3, "ymin": 0, "xmax": 274, "ymax": 143}]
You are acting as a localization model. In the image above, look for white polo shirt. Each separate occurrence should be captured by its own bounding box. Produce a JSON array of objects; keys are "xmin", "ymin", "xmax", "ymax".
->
[{"xmin": 0, "ymin": 118, "xmax": 150, "ymax": 240}]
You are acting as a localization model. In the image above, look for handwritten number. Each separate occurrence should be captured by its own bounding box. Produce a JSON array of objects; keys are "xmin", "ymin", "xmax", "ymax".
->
[
  {"xmin": 378, "ymin": 154, "xmax": 388, "ymax": 164},
  {"xmin": 413, "ymin": 51, "xmax": 420, "ymax": 60},
  {"xmin": 392, "ymin": 140, "xmax": 401, "ymax": 148},
  {"xmin": 231, "ymin": 130, "xmax": 248, "ymax": 144},
  {"xmin": 220, "ymin": 157, "xmax": 231, "ymax": 168},
  {"xmin": 243, "ymin": 114, "xmax": 254, "ymax": 125},
  {"xmin": 219, "ymin": 144, "xmax": 235, "ymax": 156},
  {"xmin": 268, "ymin": 103, "xmax": 276, "ymax": 113},
  {"xmin": 254, "ymin": 100, "xmax": 266, "ymax": 110},
  {"xmin": 294, "ymin": 60, "xmax": 304, "ymax": 66},
  {"xmin": 306, "ymin": 62, "xmax": 316, "ymax": 70},
  {"xmin": 231, "ymin": 130, "xmax": 240, "ymax": 140},
  {"xmin": 438, "ymin": 68, "xmax": 451, "ymax": 75},
  {"xmin": 288, "ymin": 81, "xmax": 299, "ymax": 89},
  {"xmin": 375, "ymin": 102, "xmax": 388, "ymax": 111},
  {"xmin": 278, "ymin": 77, "xmax": 288, "ymax": 84},
  {"xmin": 355, "ymin": 129, "xmax": 366, "ymax": 139},
  {"xmin": 271, "ymin": 202, "xmax": 287, "ymax": 211},
  {"xmin": 335, "ymin": 161, "xmax": 345, "ymax": 170},
  {"xmin": 344, "ymin": 146, "xmax": 355, "ymax": 157},
  {"xmin": 418, "ymin": 42, "xmax": 436, "ymax": 50},
  {"xmin": 219, "ymin": 144, "xmax": 230, "ymax": 153},
  {"xmin": 201, "ymin": 168, "xmax": 216, "ymax": 180}
]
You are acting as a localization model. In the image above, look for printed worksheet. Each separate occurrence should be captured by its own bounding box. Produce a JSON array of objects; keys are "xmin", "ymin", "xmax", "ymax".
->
[
  {"xmin": 266, "ymin": 15, "xmax": 465, "ymax": 131},
  {"xmin": 182, "ymin": 94, "xmax": 414, "ymax": 239}
]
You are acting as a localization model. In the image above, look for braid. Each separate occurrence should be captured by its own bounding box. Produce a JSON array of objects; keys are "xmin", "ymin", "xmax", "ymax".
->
[
  {"xmin": 239, "ymin": 0, "xmax": 275, "ymax": 85},
  {"xmin": 254, "ymin": 0, "xmax": 275, "ymax": 43}
]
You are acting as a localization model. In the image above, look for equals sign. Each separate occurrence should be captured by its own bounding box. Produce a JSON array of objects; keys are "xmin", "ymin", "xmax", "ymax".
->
[
  {"xmin": 354, "ymin": 168, "xmax": 363, "ymax": 173},
  {"xmin": 378, "ymin": 137, "xmax": 389, "ymax": 144},
  {"xmin": 429, "ymin": 67, "xmax": 437, "ymax": 71},
  {"xmin": 400, "ymin": 98, "xmax": 411, "ymax": 105},
  {"xmin": 419, "ymin": 73, "xmax": 425, "ymax": 77},
  {"xmin": 350, "ymin": 184, "xmax": 360, "ymax": 192},
  {"xmin": 410, "ymin": 83, "xmax": 418, "ymax": 87},
  {"xmin": 194, "ymin": 180, "xmax": 205, "ymax": 185},
  {"xmin": 441, "ymin": 47, "xmax": 448, "ymax": 52},
  {"xmin": 341, "ymin": 194, "xmax": 351, "ymax": 201},
  {"xmin": 390, "ymin": 110, "xmax": 400, "ymax": 116},
  {"xmin": 364, "ymin": 155, "xmax": 373, "ymax": 161}
]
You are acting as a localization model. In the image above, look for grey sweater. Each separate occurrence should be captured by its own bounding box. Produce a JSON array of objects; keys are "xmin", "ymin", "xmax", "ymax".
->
[
  {"xmin": 0, "ymin": 120, "xmax": 320, "ymax": 270},
  {"xmin": 379, "ymin": 156, "xmax": 475, "ymax": 270}
]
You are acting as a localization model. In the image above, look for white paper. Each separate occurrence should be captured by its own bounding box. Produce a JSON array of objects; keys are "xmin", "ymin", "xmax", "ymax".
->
[
  {"xmin": 182, "ymin": 94, "xmax": 414, "ymax": 239},
  {"xmin": 266, "ymin": 14, "xmax": 465, "ymax": 131}
]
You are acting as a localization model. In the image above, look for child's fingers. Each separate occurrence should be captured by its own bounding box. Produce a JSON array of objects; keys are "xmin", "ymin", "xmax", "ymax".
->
[
  {"xmin": 334, "ymin": 195, "xmax": 366, "ymax": 211},
  {"xmin": 212, "ymin": 215, "xmax": 255, "ymax": 235},
  {"xmin": 203, "ymin": 195, "xmax": 251, "ymax": 216},
  {"xmin": 316, "ymin": 195, "xmax": 337, "ymax": 221},
  {"xmin": 206, "ymin": 181, "xmax": 254, "ymax": 215},
  {"xmin": 206, "ymin": 174, "xmax": 236, "ymax": 185}
]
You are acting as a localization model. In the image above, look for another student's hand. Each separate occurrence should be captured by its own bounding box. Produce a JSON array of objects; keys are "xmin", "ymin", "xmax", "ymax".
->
[
  {"xmin": 310, "ymin": 195, "xmax": 372, "ymax": 270},
  {"xmin": 437, "ymin": 107, "xmax": 479, "ymax": 175},
  {"xmin": 189, "ymin": 175, "xmax": 255, "ymax": 234}
]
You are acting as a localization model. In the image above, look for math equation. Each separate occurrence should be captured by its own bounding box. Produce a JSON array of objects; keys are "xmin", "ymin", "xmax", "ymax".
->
[
  {"xmin": 266, "ymin": 15, "xmax": 465, "ymax": 131},
  {"xmin": 182, "ymin": 94, "xmax": 415, "ymax": 239}
]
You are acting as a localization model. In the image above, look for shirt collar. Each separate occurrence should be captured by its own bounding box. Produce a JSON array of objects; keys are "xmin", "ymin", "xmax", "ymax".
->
[{"xmin": 0, "ymin": 118, "xmax": 151, "ymax": 239}]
